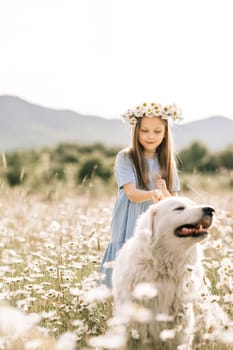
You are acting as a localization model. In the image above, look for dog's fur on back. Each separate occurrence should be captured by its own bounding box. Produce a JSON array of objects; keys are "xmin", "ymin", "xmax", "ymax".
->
[{"xmin": 112, "ymin": 196, "xmax": 217, "ymax": 350}]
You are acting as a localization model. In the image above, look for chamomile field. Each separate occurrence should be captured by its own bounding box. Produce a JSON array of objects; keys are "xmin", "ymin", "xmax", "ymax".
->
[{"xmin": 0, "ymin": 173, "xmax": 232, "ymax": 350}]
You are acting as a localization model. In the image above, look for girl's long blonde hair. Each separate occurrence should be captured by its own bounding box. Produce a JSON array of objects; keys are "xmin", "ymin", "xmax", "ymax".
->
[{"xmin": 127, "ymin": 117, "xmax": 178, "ymax": 192}]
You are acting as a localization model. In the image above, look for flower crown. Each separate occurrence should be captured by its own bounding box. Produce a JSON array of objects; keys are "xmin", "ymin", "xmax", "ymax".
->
[{"xmin": 121, "ymin": 102, "xmax": 183, "ymax": 126}]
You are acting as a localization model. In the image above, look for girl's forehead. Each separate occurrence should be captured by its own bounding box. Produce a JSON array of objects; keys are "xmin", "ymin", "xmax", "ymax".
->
[{"xmin": 140, "ymin": 117, "xmax": 166, "ymax": 128}]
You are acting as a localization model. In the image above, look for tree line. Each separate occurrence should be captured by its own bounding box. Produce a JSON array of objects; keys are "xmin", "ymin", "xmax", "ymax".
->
[{"xmin": 0, "ymin": 141, "xmax": 232, "ymax": 188}]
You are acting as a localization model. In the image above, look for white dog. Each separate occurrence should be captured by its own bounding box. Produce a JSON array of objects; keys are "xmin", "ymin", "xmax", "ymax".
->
[{"xmin": 112, "ymin": 196, "xmax": 217, "ymax": 350}]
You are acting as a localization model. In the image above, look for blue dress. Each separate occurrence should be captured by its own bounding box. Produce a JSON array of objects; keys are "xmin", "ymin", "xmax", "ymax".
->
[{"xmin": 100, "ymin": 149, "xmax": 180, "ymax": 287}]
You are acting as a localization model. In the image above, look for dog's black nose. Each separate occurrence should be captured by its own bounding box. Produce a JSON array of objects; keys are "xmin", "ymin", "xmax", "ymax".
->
[{"xmin": 202, "ymin": 206, "xmax": 215, "ymax": 216}]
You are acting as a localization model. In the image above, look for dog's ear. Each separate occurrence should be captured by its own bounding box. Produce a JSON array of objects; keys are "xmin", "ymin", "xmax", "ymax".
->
[{"xmin": 135, "ymin": 204, "xmax": 158, "ymax": 238}]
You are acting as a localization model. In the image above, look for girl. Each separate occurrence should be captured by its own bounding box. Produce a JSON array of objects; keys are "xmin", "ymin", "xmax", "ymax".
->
[{"xmin": 100, "ymin": 101, "xmax": 183, "ymax": 288}]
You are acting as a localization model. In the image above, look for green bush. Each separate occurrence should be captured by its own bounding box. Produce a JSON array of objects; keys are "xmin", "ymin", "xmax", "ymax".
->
[
  {"xmin": 179, "ymin": 142, "xmax": 209, "ymax": 172},
  {"xmin": 5, "ymin": 167, "xmax": 27, "ymax": 186},
  {"xmin": 218, "ymin": 147, "xmax": 233, "ymax": 169},
  {"xmin": 228, "ymin": 179, "xmax": 233, "ymax": 188},
  {"xmin": 53, "ymin": 143, "xmax": 79, "ymax": 164},
  {"xmin": 4, "ymin": 152, "xmax": 22, "ymax": 168},
  {"xmin": 77, "ymin": 143, "xmax": 119, "ymax": 158},
  {"xmin": 42, "ymin": 166, "xmax": 66, "ymax": 183},
  {"xmin": 1, "ymin": 141, "xmax": 232, "ymax": 191},
  {"xmin": 197, "ymin": 155, "xmax": 219, "ymax": 173},
  {"xmin": 77, "ymin": 157, "xmax": 112, "ymax": 184}
]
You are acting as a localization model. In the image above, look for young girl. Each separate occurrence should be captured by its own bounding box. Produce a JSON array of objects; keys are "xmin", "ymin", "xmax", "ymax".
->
[{"xmin": 100, "ymin": 101, "xmax": 183, "ymax": 288}]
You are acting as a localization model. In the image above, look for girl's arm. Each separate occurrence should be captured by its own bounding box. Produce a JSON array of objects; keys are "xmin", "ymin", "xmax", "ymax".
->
[{"xmin": 123, "ymin": 183, "xmax": 163, "ymax": 203}]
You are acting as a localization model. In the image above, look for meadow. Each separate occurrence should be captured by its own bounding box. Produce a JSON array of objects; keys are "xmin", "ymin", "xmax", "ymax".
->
[{"xmin": 0, "ymin": 172, "xmax": 233, "ymax": 350}]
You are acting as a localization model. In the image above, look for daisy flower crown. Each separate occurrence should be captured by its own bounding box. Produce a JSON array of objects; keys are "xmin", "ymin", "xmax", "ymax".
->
[{"xmin": 121, "ymin": 102, "xmax": 183, "ymax": 126}]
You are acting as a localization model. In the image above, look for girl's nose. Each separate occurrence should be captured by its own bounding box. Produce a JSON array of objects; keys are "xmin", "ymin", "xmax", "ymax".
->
[{"xmin": 147, "ymin": 132, "xmax": 155, "ymax": 138}]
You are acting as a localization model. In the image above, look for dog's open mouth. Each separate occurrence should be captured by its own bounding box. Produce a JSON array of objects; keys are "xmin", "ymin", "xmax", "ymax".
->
[{"xmin": 175, "ymin": 215, "xmax": 213, "ymax": 238}]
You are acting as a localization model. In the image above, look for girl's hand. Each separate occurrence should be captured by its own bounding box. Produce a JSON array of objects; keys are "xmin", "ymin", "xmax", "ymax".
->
[
  {"xmin": 155, "ymin": 175, "xmax": 171, "ymax": 197},
  {"xmin": 151, "ymin": 189, "xmax": 164, "ymax": 203}
]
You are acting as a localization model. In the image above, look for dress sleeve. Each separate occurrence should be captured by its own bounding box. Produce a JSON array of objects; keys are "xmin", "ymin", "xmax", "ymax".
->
[
  {"xmin": 115, "ymin": 151, "xmax": 136, "ymax": 188},
  {"xmin": 172, "ymin": 167, "xmax": 180, "ymax": 192}
]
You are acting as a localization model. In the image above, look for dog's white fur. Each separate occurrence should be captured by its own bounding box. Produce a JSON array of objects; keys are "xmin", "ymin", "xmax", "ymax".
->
[{"xmin": 112, "ymin": 196, "xmax": 217, "ymax": 349}]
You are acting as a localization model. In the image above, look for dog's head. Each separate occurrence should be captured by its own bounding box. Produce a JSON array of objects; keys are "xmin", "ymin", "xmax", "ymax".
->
[{"xmin": 136, "ymin": 196, "xmax": 215, "ymax": 250}]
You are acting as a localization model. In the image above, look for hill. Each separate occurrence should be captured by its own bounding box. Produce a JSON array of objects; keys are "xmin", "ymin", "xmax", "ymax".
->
[
  {"xmin": 0, "ymin": 95, "xmax": 232, "ymax": 152},
  {"xmin": 171, "ymin": 116, "xmax": 233, "ymax": 151}
]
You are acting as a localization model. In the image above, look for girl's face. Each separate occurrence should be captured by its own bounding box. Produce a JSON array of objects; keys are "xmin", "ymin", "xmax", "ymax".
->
[{"xmin": 138, "ymin": 117, "xmax": 166, "ymax": 158}]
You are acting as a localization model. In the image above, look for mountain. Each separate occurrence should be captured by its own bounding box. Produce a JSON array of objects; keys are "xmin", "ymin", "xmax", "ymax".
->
[
  {"xmin": 0, "ymin": 95, "xmax": 130, "ymax": 151},
  {"xmin": 171, "ymin": 116, "xmax": 233, "ymax": 151},
  {"xmin": 0, "ymin": 95, "xmax": 232, "ymax": 152}
]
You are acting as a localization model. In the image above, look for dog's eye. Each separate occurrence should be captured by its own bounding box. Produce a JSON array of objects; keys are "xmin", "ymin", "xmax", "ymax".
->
[{"xmin": 174, "ymin": 206, "xmax": 185, "ymax": 211}]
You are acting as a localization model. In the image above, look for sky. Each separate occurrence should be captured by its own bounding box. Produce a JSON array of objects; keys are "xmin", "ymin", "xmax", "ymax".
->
[{"xmin": 1, "ymin": 0, "xmax": 233, "ymax": 123}]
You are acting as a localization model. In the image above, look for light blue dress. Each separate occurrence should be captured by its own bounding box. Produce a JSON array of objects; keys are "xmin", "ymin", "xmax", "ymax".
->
[{"xmin": 100, "ymin": 149, "xmax": 180, "ymax": 287}]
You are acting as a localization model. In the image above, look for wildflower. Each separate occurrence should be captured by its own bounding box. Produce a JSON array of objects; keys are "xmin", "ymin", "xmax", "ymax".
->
[
  {"xmin": 216, "ymin": 282, "xmax": 224, "ymax": 290},
  {"xmin": 56, "ymin": 332, "xmax": 77, "ymax": 350},
  {"xmin": 212, "ymin": 239, "xmax": 223, "ymax": 250},
  {"xmin": 211, "ymin": 329, "xmax": 233, "ymax": 344},
  {"xmin": 131, "ymin": 328, "xmax": 140, "ymax": 339},
  {"xmin": 160, "ymin": 328, "xmax": 176, "ymax": 341},
  {"xmin": 84, "ymin": 284, "xmax": 112, "ymax": 303},
  {"xmin": 44, "ymin": 242, "xmax": 55, "ymax": 249},
  {"xmin": 0, "ymin": 304, "xmax": 40, "ymax": 338},
  {"xmin": 41, "ymin": 310, "xmax": 57, "ymax": 319},
  {"xmin": 132, "ymin": 282, "xmax": 158, "ymax": 300},
  {"xmin": 44, "ymin": 289, "xmax": 62, "ymax": 299},
  {"xmin": 71, "ymin": 319, "xmax": 84, "ymax": 327},
  {"xmin": 25, "ymin": 340, "xmax": 42, "ymax": 350},
  {"xmin": 223, "ymin": 294, "xmax": 233, "ymax": 303},
  {"xmin": 121, "ymin": 101, "xmax": 183, "ymax": 125},
  {"xmin": 49, "ymin": 221, "xmax": 61, "ymax": 232},
  {"xmin": 121, "ymin": 302, "xmax": 153, "ymax": 323},
  {"xmin": 88, "ymin": 330, "xmax": 127, "ymax": 349},
  {"xmin": 221, "ymin": 257, "xmax": 233, "ymax": 270},
  {"xmin": 103, "ymin": 260, "xmax": 114, "ymax": 269},
  {"xmin": 69, "ymin": 287, "xmax": 82, "ymax": 296},
  {"xmin": 155, "ymin": 313, "xmax": 174, "ymax": 322}
]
